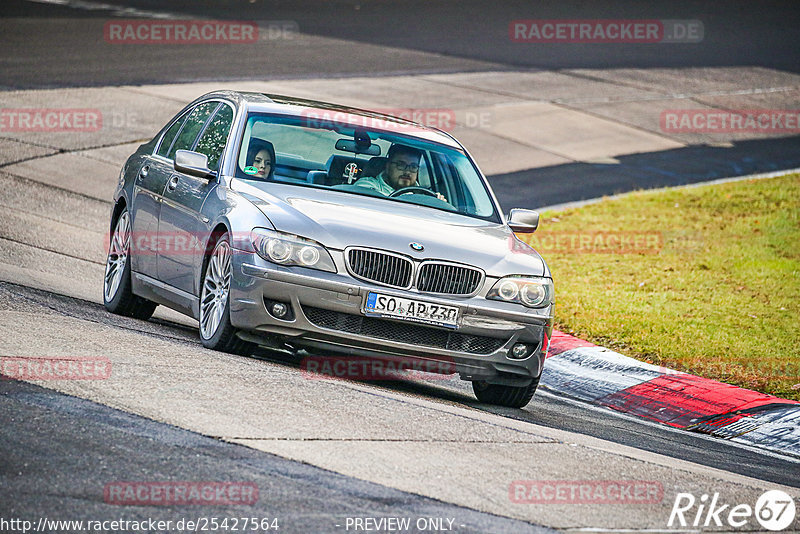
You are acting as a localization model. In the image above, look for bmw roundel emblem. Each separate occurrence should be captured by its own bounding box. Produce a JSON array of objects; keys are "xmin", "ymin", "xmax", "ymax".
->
[{"xmin": 409, "ymin": 242, "xmax": 424, "ymax": 252}]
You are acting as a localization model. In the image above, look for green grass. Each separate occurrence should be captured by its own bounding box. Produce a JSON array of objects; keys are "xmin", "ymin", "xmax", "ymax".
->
[{"xmin": 520, "ymin": 173, "xmax": 800, "ymax": 400}]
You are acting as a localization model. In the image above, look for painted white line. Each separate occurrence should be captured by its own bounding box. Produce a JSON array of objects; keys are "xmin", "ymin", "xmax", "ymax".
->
[
  {"xmin": 542, "ymin": 346, "xmax": 669, "ymax": 402},
  {"xmin": 25, "ymin": 0, "xmax": 178, "ymax": 19},
  {"xmin": 567, "ymin": 529, "xmax": 700, "ymax": 533},
  {"xmin": 557, "ymin": 85, "xmax": 800, "ymax": 106},
  {"xmin": 535, "ymin": 389, "xmax": 800, "ymax": 463},
  {"xmin": 536, "ymin": 167, "xmax": 800, "ymax": 212}
]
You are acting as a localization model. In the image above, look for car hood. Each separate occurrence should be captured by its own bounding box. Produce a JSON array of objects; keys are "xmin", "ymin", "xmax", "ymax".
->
[{"xmin": 232, "ymin": 180, "xmax": 548, "ymax": 277}]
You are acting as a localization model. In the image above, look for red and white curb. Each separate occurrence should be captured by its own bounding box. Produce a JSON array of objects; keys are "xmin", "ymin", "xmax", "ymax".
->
[{"xmin": 542, "ymin": 330, "xmax": 800, "ymax": 458}]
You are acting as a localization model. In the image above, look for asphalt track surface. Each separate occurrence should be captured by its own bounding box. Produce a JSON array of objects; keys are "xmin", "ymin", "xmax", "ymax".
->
[
  {"xmin": 2, "ymin": 0, "xmax": 800, "ymax": 88},
  {"xmin": 2, "ymin": 281, "xmax": 799, "ymax": 491},
  {"xmin": 3, "ymin": 0, "xmax": 800, "ymax": 208},
  {"xmin": 2, "ymin": 0, "xmax": 800, "ymax": 531},
  {"xmin": 1, "ymin": 373, "xmax": 550, "ymax": 533},
  {"xmin": 1, "ymin": 280, "xmax": 798, "ymax": 532}
]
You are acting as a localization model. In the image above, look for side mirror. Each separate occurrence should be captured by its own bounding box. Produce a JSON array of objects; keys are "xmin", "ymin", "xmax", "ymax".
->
[
  {"xmin": 507, "ymin": 208, "xmax": 539, "ymax": 233},
  {"xmin": 175, "ymin": 150, "xmax": 215, "ymax": 179}
]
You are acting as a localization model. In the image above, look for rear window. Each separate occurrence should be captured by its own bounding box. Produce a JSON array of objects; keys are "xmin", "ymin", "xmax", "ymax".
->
[
  {"xmin": 167, "ymin": 102, "xmax": 219, "ymax": 161},
  {"xmin": 194, "ymin": 104, "xmax": 234, "ymax": 170},
  {"xmin": 156, "ymin": 111, "xmax": 188, "ymax": 158}
]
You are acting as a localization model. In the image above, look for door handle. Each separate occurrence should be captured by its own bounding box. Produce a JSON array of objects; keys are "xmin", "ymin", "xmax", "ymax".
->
[
  {"xmin": 167, "ymin": 175, "xmax": 179, "ymax": 192},
  {"xmin": 138, "ymin": 164, "xmax": 150, "ymax": 181}
]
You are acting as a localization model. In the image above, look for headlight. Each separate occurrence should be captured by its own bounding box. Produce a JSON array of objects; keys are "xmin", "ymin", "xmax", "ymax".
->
[
  {"xmin": 251, "ymin": 228, "xmax": 336, "ymax": 272},
  {"xmin": 487, "ymin": 276, "xmax": 553, "ymax": 308}
]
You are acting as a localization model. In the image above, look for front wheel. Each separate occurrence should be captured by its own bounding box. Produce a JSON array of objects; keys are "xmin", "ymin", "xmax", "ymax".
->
[
  {"xmin": 472, "ymin": 376, "xmax": 540, "ymax": 408},
  {"xmin": 103, "ymin": 209, "xmax": 157, "ymax": 320},
  {"xmin": 199, "ymin": 235, "xmax": 254, "ymax": 355}
]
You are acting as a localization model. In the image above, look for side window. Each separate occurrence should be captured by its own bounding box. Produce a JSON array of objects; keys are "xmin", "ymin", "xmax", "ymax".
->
[
  {"xmin": 156, "ymin": 111, "xmax": 189, "ymax": 158},
  {"xmin": 416, "ymin": 153, "xmax": 431, "ymax": 188},
  {"xmin": 194, "ymin": 104, "xmax": 234, "ymax": 171},
  {"xmin": 167, "ymin": 102, "xmax": 219, "ymax": 161},
  {"xmin": 431, "ymin": 152, "xmax": 462, "ymax": 208}
]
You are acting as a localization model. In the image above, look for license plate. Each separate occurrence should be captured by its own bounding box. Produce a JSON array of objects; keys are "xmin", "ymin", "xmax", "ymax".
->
[{"xmin": 364, "ymin": 292, "xmax": 459, "ymax": 329}]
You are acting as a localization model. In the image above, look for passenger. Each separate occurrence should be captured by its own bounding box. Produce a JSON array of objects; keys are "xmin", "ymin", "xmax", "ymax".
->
[{"xmin": 246, "ymin": 140, "xmax": 275, "ymax": 179}]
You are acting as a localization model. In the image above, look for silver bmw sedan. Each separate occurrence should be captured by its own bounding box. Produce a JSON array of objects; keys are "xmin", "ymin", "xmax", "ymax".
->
[{"xmin": 104, "ymin": 91, "xmax": 554, "ymax": 408}]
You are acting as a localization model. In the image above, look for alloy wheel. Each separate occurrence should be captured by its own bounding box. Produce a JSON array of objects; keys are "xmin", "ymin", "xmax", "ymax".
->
[
  {"xmin": 104, "ymin": 211, "xmax": 130, "ymax": 302},
  {"xmin": 200, "ymin": 239, "xmax": 232, "ymax": 339}
]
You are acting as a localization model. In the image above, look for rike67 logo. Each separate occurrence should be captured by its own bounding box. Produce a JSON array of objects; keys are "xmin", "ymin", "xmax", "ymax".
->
[{"xmin": 669, "ymin": 490, "xmax": 796, "ymax": 531}]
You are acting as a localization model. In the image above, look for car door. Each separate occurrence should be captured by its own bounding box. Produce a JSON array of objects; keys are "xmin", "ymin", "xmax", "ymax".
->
[
  {"xmin": 130, "ymin": 108, "xmax": 191, "ymax": 278},
  {"xmin": 157, "ymin": 101, "xmax": 234, "ymax": 295}
]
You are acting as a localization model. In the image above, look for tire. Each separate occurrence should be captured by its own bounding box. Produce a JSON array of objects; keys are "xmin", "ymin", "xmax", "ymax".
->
[
  {"xmin": 199, "ymin": 234, "xmax": 255, "ymax": 355},
  {"xmin": 472, "ymin": 376, "xmax": 540, "ymax": 408},
  {"xmin": 103, "ymin": 209, "xmax": 157, "ymax": 320}
]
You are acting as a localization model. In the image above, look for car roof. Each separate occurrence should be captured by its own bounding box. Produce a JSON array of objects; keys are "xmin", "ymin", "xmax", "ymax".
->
[{"xmin": 194, "ymin": 90, "xmax": 464, "ymax": 149}]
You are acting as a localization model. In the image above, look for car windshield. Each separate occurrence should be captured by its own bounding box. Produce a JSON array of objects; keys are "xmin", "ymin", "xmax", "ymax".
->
[{"xmin": 235, "ymin": 112, "xmax": 499, "ymax": 222}]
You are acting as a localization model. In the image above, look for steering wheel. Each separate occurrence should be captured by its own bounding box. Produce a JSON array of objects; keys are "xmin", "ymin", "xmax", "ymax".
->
[{"xmin": 389, "ymin": 186, "xmax": 438, "ymax": 198}]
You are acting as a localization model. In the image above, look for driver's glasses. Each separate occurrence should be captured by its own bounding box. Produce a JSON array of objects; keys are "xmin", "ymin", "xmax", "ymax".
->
[{"xmin": 390, "ymin": 161, "xmax": 420, "ymax": 173}]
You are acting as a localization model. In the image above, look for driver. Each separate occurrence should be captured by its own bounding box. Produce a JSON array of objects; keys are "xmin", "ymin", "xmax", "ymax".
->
[{"xmin": 355, "ymin": 144, "xmax": 446, "ymax": 201}]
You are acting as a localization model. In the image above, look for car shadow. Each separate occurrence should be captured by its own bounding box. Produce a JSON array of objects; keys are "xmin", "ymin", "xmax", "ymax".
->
[
  {"xmin": 488, "ymin": 135, "xmax": 800, "ymax": 210},
  {"xmin": 243, "ymin": 345, "xmax": 480, "ymax": 404}
]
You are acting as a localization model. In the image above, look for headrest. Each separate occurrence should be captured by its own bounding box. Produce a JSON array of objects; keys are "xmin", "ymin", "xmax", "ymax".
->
[
  {"xmin": 362, "ymin": 157, "xmax": 387, "ymax": 178},
  {"xmin": 326, "ymin": 155, "xmax": 365, "ymax": 185}
]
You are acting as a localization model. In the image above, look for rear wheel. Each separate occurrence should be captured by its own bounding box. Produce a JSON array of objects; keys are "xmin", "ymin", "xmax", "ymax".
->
[
  {"xmin": 199, "ymin": 235, "xmax": 255, "ymax": 355},
  {"xmin": 472, "ymin": 376, "xmax": 540, "ymax": 408},
  {"xmin": 103, "ymin": 209, "xmax": 157, "ymax": 320}
]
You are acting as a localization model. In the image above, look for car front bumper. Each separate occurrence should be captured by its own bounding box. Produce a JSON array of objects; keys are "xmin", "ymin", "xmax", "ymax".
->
[{"xmin": 229, "ymin": 251, "xmax": 553, "ymax": 386}]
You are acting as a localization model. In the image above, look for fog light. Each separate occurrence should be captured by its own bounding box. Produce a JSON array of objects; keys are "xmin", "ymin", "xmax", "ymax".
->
[
  {"xmin": 271, "ymin": 302, "xmax": 288, "ymax": 318},
  {"xmin": 264, "ymin": 298, "xmax": 294, "ymax": 320},
  {"xmin": 510, "ymin": 343, "xmax": 530, "ymax": 359}
]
